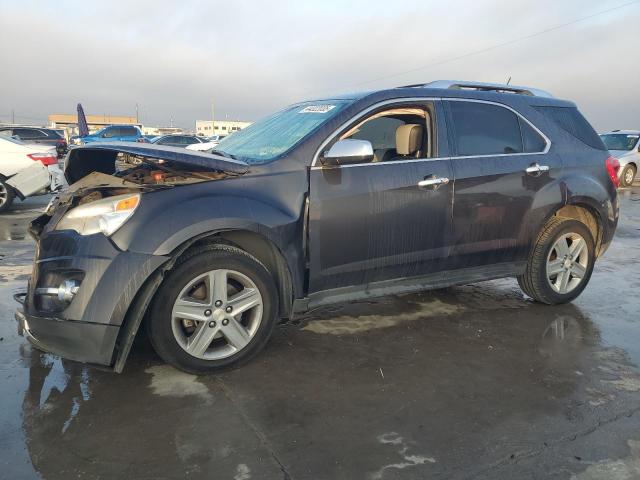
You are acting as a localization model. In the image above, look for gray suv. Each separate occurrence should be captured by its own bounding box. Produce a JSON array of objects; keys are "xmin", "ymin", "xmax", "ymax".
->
[{"xmin": 16, "ymin": 80, "xmax": 619, "ymax": 374}]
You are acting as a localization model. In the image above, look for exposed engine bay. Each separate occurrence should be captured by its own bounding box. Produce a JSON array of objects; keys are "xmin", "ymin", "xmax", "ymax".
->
[{"xmin": 29, "ymin": 144, "xmax": 249, "ymax": 238}]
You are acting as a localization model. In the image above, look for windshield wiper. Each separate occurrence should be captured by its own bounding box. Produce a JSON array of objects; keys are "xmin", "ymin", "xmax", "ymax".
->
[{"xmin": 209, "ymin": 149, "xmax": 236, "ymax": 160}]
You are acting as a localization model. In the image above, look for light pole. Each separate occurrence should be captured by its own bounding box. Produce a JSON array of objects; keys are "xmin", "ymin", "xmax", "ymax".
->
[{"xmin": 211, "ymin": 101, "xmax": 215, "ymax": 136}]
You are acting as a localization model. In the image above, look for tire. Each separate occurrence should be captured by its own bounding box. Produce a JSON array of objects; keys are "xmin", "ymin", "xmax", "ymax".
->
[
  {"xmin": 147, "ymin": 245, "xmax": 279, "ymax": 374},
  {"xmin": 517, "ymin": 217, "xmax": 595, "ymax": 305},
  {"xmin": 0, "ymin": 177, "xmax": 15, "ymax": 213},
  {"xmin": 619, "ymin": 164, "xmax": 636, "ymax": 188}
]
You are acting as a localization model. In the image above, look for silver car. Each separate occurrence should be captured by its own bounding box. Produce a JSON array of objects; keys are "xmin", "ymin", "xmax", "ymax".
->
[{"xmin": 600, "ymin": 130, "xmax": 639, "ymax": 187}]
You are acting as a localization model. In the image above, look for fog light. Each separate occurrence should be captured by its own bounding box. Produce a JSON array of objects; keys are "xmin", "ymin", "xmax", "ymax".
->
[
  {"xmin": 58, "ymin": 279, "xmax": 80, "ymax": 302},
  {"xmin": 35, "ymin": 279, "xmax": 80, "ymax": 303}
]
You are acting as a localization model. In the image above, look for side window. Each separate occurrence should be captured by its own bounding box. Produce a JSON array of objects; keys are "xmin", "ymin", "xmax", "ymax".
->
[
  {"xmin": 449, "ymin": 101, "xmax": 522, "ymax": 156},
  {"xmin": 121, "ymin": 127, "xmax": 137, "ymax": 136},
  {"xmin": 350, "ymin": 117, "xmax": 404, "ymax": 150},
  {"xmin": 519, "ymin": 118, "xmax": 547, "ymax": 153},
  {"xmin": 340, "ymin": 106, "xmax": 432, "ymax": 163},
  {"xmin": 14, "ymin": 128, "xmax": 43, "ymax": 140},
  {"xmin": 103, "ymin": 127, "xmax": 118, "ymax": 138}
]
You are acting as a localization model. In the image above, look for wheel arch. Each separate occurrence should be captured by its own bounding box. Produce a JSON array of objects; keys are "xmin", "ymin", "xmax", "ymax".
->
[
  {"xmin": 522, "ymin": 173, "xmax": 615, "ymax": 260},
  {"xmin": 552, "ymin": 203, "xmax": 603, "ymax": 257},
  {"xmin": 112, "ymin": 227, "xmax": 297, "ymax": 373},
  {"xmin": 176, "ymin": 229, "xmax": 296, "ymax": 320}
]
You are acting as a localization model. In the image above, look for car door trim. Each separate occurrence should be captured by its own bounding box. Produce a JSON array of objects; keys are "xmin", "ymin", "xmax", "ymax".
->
[{"xmin": 310, "ymin": 97, "xmax": 551, "ymax": 169}]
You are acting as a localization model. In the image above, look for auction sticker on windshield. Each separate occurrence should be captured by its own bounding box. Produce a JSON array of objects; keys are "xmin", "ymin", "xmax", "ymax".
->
[{"xmin": 299, "ymin": 105, "xmax": 336, "ymax": 114}]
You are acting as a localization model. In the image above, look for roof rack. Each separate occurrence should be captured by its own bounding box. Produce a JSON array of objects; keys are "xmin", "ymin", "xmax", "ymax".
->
[{"xmin": 400, "ymin": 80, "xmax": 554, "ymax": 98}]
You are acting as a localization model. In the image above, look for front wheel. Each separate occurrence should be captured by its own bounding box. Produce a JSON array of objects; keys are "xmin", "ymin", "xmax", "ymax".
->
[
  {"xmin": 518, "ymin": 217, "xmax": 595, "ymax": 305},
  {"xmin": 148, "ymin": 245, "xmax": 278, "ymax": 374}
]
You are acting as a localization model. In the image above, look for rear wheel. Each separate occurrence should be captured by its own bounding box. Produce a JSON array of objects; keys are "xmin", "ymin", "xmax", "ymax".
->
[
  {"xmin": 148, "ymin": 245, "xmax": 278, "ymax": 374},
  {"xmin": 620, "ymin": 164, "xmax": 636, "ymax": 187},
  {"xmin": 0, "ymin": 178, "xmax": 15, "ymax": 213},
  {"xmin": 518, "ymin": 217, "xmax": 595, "ymax": 305}
]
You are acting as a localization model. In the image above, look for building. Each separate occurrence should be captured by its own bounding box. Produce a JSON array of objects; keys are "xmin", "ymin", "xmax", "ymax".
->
[
  {"xmin": 195, "ymin": 120, "xmax": 251, "ymax": 137},
  {"xmin": 142, "ymin": 126, "xmax": 184, "ymax": 136}
]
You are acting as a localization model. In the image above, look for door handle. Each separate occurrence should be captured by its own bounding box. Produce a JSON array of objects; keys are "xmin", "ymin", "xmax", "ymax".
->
[
  {"xmin": 418, "ymin": 176, "xmax": 450, "ymax": 189},
  {"xmin": 525, "ymin": 163, "xmax": 550, "ymax": 176}
]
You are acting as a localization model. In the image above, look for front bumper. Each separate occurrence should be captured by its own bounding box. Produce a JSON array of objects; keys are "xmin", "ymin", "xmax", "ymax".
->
[
  {"xmin": 16, "ymin": 308, "xmax": 120, "ymax": 366},
  {"xmin": 17, "ymin": 229, "xmax": 169, "ymax": 367}
]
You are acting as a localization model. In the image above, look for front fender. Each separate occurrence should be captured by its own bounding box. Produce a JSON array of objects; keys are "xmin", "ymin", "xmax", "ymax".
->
[{"xmin": 111, "ymin": 184, "xmax": 306, "ymax": 290}]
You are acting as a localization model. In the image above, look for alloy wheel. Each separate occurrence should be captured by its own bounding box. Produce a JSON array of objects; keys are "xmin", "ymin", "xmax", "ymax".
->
[
  {"xmin": 0, "ymin": 182, "xmax": 7, "ymax": 207},
  {"xmin": 545, "ymin": 232, "xmax": 589, "ymax": 294},
  {"xmin": 170, "ymin": 269, "xmax": 263, "ymax": 360},
  {"xmin": 625, "ymin": 168, "xmax": 634, "ymax": 186}
]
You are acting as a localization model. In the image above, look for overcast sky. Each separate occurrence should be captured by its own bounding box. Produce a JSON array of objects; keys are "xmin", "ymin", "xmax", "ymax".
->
[{"xmin": 0, "ymin": 0, "xmax": 638, "ymax": 131}]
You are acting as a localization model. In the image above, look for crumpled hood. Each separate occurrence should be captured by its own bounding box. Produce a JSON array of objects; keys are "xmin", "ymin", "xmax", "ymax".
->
[{"xmin": 65, "ymin": 142, "xmax": 249, "ymax": 184}]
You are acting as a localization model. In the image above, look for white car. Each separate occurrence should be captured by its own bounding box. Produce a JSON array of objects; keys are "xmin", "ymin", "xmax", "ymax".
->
[
  {"xmin": 186, "ymin": 135, "xmax": 227, "ymax": 152},
  {"xmin": 0, "ymin": 136, "xmax": 64, "ymax": 213},
  {"xmin": 600, "ymin": 130, "xmax": 639, "ymax": 187}
]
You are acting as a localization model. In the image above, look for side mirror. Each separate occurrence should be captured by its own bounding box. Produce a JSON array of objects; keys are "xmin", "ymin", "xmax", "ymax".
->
[{"xmin": 321, "ymin": 139, "xmax": 374, "ymax": 166}]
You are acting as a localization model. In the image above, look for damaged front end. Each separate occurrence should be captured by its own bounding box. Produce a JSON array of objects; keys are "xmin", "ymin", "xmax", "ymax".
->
[{"xmin": 16, "ymin": 143, "xmax": 248, "ymax": 371}]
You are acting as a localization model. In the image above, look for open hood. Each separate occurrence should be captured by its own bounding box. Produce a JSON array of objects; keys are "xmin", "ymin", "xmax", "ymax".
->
[{"xmin": 65, "ymin": 142, "xmax": 249, "ymax": 184}]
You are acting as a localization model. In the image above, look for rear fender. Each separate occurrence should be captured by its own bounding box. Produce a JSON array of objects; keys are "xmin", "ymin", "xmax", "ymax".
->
[
  {"xmin": 520, "ymin": 173, "xmax": 617, "ymax": 253},
  {"xmin": 6, "ymin": 162, "xmax": 50, "ymax": 198}
]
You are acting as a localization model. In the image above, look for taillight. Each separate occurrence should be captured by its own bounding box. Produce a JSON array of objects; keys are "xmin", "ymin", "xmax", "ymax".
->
[
  {"xmin": 28, "ymin": 153, "xmax": 58, "ymax": 166},
  {"xmin": 605, "ymin": 156, "xmax": 620, "ymax": 188}
]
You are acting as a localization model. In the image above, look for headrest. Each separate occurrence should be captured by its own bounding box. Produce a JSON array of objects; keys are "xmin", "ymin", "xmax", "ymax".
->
[{"xmin": 396, "ymin": 124, "xmax": 423, "ymax": 155}]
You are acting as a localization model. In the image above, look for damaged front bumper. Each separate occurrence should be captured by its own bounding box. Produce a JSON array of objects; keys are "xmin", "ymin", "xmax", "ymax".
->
[{"xmin": 15, "ymin": 228, "xmax": 169, "ymax": 370}]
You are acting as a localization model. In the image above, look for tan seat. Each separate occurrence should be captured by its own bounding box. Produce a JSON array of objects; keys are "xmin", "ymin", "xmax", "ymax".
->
[{"xmin": 395, "ymin": 124, "xmax": 423, "ymax": 157}]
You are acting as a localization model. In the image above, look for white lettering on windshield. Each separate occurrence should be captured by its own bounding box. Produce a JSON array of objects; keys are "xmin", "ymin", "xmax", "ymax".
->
[{"xmin": 299, "ymin": 105, "xmax": 336, "ymax": 114}]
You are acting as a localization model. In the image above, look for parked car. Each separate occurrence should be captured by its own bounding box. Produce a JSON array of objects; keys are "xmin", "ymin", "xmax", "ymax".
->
[
  {"xmin": 151, "ymin": 134, "xmax": 209, "ymax": 148},
  {"xmin": 0, "ymin": 126, "xmax": 68, "ymax": 158},
  {"xmin": 0, "ymin": 136, "xmax": 64, "ymax": 212},
  {"xmin": 599, "ymin": 130, "xmax": 639, "ymax": 187},
  {"xmin": 71, "ymin": 125, "xmax": 143, "ymax": 145},
  {"xmin": 186, "ymin": 134, "xmax": 227, "ymax": 152},
  {"xmin": 15, "ymin": 80, "xmax": 619, "ymax": 374}
]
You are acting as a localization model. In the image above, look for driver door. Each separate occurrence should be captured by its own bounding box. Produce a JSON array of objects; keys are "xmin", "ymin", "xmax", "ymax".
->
[{"xmin": 308, "ymin": 100, "xmax": 454, "ymax": 293}]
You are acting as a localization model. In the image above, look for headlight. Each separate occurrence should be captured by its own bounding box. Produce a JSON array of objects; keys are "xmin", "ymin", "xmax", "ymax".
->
[{"xmin": 55, "ymin": 193, "xmax": 140, "ymax": 236}]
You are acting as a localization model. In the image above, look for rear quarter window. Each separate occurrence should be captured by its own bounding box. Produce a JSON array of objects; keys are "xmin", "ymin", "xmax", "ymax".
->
[{"xmin": 534, "ymin": 106, "xmax": 605, "ymax": 150}]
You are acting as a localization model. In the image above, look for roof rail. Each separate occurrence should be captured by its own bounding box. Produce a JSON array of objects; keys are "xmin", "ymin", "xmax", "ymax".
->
[{"xmin": 400, "ymin": 80, "xmax": 554, "ymax": 98}]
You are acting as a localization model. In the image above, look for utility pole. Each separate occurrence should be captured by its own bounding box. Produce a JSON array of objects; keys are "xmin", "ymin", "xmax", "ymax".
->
[
  {"xmin": 211, "ymin": 101, "xmax": 215, "ymax": 135},
  {"xmin": 135, "ymin": 103, "xmax": 139, "ymax": 124},
  {"xmin": 11, "ymin": 109, "xmax": 15, "ymax": 124}
]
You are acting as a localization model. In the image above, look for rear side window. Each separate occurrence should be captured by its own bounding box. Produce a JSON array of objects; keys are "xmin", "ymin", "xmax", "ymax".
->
[
  {"xmin": 534, "ymin": 106, "xmax": 605, "ymax": 150},
  {"xmin": 448, "ymin": 101, "xmax": 523, "ymax": 156},
  {"xmin": 519, "ymin": 118, "xmax": 547, "ymax": 153}
]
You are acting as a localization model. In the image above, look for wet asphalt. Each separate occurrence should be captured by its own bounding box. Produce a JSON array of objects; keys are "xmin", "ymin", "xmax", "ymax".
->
[{"xmin": 1, "ymin": 188, "xmax": 640, "ymax": 480}]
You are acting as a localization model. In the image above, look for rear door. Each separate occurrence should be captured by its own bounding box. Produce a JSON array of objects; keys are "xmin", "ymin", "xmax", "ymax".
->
[
  {"xmin": 444, "ymin": 99, "xmax": 559, "ymax": 268},
  {"xmin": 308, "ymin": 100, "xmax": 455, "ymax": 293}
]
